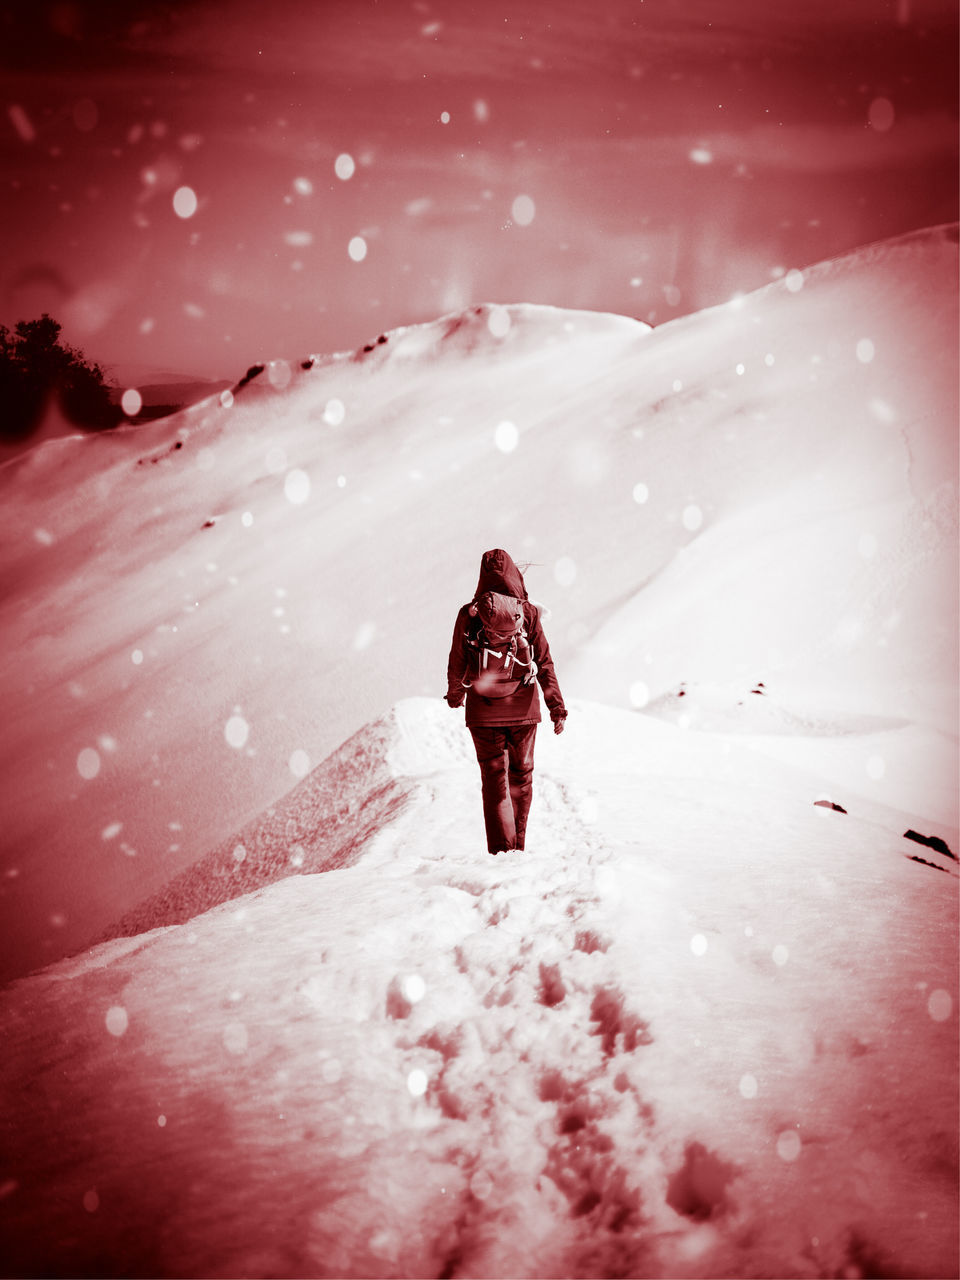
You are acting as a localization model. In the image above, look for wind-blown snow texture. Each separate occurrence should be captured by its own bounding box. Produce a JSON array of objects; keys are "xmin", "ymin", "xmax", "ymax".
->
[{"xmin": 0, "ymin": 226, "xmax": 957, "ymax": 1278}]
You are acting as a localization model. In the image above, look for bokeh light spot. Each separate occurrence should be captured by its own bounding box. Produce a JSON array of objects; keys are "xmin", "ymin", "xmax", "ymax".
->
[
  {"xmin": 856, "ymin": 338, "xmax": 875, "ymax": 364},
  {"xmin": 77, "ymin": 748, "xmax": 101, "ymax": 780},
  {"xmin": 105, "ymin": 1006, "xmax": 129, "ymax": 1037},
  {"xmin": 289, "ymin": 748, "xmax": 311, "ymax": 779},
  {"xmin": 266, "ymin": 446, "xmax": 287, "ymax": 474},
  {"xmin": 868, "ymin": 97, "xmax": 895, "ymax": 132},
  {"xmin": 690, "ymin": 933, "xmax": 708, "ymax": 957},
  {"xmin": 121, "ymin": 388, "xmax": 142, "ymax": 417},
  {"xmin": 353, "ymin": 621, "xmax": 376, "ymax": 651},
  {"xmin": 632, "ymin": 482, "xmax": 649, "ymax": 505},
  {"xmin": 407, "ymin": 1068, "xmax": 428, "ymax": 1097},
  {"xmin": 866, "ymin": 755, "xmax": 885, "ymax": 780},
  {"xmin": 682, "ymin": 504, "xmax": 703, "ymax": 532},
  {"xmin": 225, "ymin": 715, "xmax": 250, "ymax": 750},
  {"xmin": 628, "ymin": 681, "xmax": 650, "ymax": 709},
  {"xmin": 284, "ymin": 468, "xmax": 311, "ymax": 505},
  {"xmin": 172, "ymin": 186, "xmax": 198, "ymax": 219},
  {"xmin": 511, "ymin": 194, "xmax": 536, "ymax": 226},
  {"xmin": 554, "ymin": 556, "xmax": 577, "ymax": 588},
  {"xmin": 785, "ymin": 269, "xmax": 804, "ymax": 293},
  {"xmin": 321, "ymin": 1057, "xmax": 343, "ymax": 1083},
  {"xmin": 776, "ymin": 1129, "xmax": 802, "ymax": 1162},
  {"xmin": 335, "ymin": 152, "xmax": 356, "ymax": 180},
  {"xmin": 403, "ymin": 974, "xmax": 426, "ymax": 1003},
  {"xmin": 928, "ymin": 989, "xmax": 952, "ymax": 1022},
  {"xmin": 348, "ymin": 235, "xmax": 367, "ymax": 262},
  {"xmin": 739, "ymin": 1074, "xmax": 758, "ymax": 1099},
  {"xmin": 324, "ymin": 397, "xmax": 346, "ymax": 426},
  {"xmin": 494, "ymin": 419, "xmax": 518, "ymax": 453},
  {"xmin": 487, "ymin": 306, "xmax": 511, "ymax": 338},
  {"xmin": 772, "ymin": 944, "xmax": 789, "ymax": 967}
]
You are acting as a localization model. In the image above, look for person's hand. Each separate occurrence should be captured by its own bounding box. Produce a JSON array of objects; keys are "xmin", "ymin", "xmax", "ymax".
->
[{"xmin": 553, "ymin": 718, "xmax": 565, "ymax": 735}]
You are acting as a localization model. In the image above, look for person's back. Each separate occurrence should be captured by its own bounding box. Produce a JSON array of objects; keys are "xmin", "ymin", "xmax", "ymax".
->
[{"xmin": 446, "ymin": 549, "xmax": 567, "ymax": 855}]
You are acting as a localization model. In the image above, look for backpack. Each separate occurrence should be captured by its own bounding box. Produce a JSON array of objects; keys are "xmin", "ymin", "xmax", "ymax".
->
[{"xmin": 462, "ymin": 591, "xmax": 538, "ymax": 698}]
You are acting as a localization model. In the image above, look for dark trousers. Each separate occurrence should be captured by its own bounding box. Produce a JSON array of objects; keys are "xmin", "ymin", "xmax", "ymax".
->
[{"xmin": 468, "ymin": 723, "xmax": 537, "ymax": 853}]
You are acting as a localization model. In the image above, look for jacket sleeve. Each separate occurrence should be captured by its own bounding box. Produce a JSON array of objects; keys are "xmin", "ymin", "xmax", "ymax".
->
[
  {"xmin": 527, "ymin": 604, "xmax": 567, "ymax": 723},
  {"xmin": 445, "ymin": 606, "xmax": 470, "ymax": 706}
]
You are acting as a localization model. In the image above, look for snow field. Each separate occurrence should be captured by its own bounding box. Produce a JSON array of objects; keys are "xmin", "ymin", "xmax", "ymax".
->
[
  {"xmin": 1, "ymin": 697, "xmax": 954, "ymax": 1278},
  {"xmin": 0, "ymin": 231, "xmax": 956, "ymax": 981}
]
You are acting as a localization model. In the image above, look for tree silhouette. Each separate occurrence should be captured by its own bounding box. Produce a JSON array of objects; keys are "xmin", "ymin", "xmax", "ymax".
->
[{"xmin": 0, "ymin": 314, "xmax": 119, "ymax": 442}]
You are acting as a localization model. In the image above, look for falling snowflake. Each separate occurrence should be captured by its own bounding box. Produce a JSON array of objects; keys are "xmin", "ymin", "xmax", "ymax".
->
[
  {"xmin": 511, "ymin": 194, "xmax": 536, "ymax": 226},
  {"xmin": 402, "ymin": 974, "xmax": 426, "ymax": 1003},
  {"xmin": 172, "ymin": 186, "xmax": 198, "ymax": 219},
  {"xmin": 494, "ymin": 420, "xmax": 518, "ymax": 453},
  {"xmin": 77, "ymin": 748, "xmax": 101, "ymax": 780},
  {"xmin": 927, "ymin": 989, "xmax": 952, "ymax": 1022},
  {"xmin": 105, "ymin": 1006, "xmax": 129, "ymax": 1037},
  {"xmin": 407, "ymin": 1068, "xmax": 428, "ymax": 1097},
  {"xmin": 487, "ymin": 306, "xmax": 511, "ymax": 338},
  {"xmin": 682, "ymin": 504, "xmax": 703, "ymax": 532},
  {"xmin": 739, "ymin": 1074, "xmax": 759, "ymax": 1099},
  {"xmin": 554, "ymin": 556, "xmax": 576, "ymax": 587},
  {"xmin": 284, "ymin": 469, "xmax": 311, "ymax": 505},
  {"xmin": 856, "ymin": 338, "xmax": 875, "ymax": 364},
  {"xmin": 289, "ymin": 749, "xmax": 311, "ymax": 779},
  {"xmin": 628, "ymin": 681, "xmax": 650, "ymax": 709},
  {"xmin": 121, "ymin": 388, "xmax": 142, "ymax": 416},
  {"xmin": 225, "ymin": 715, "xmax": 250, "ymax": 750},
  {"xmin": 776, "ymin": 1129, "xmax": 802, "ymax": 1162}
]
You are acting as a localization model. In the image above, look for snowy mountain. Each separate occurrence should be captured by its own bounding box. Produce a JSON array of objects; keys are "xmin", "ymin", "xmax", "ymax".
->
[{"xmin": 0, "ymin": 224, "xmax": 956, "ymax": 1278}]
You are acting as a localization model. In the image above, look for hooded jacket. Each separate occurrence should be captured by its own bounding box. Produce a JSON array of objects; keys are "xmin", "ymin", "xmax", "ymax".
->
[{"xmin": 446, "ymin": 549, "xmax": 567, "ymax": 729}]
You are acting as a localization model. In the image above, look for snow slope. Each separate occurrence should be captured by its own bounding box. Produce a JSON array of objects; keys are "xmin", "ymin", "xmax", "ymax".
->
[
  {"xmin": 0, "ymin": 698, "xmax": 956, "ymax": 1279},
  {"xmin": 0, "ymin": 226, "xmax": 956, "ymax": 985}
]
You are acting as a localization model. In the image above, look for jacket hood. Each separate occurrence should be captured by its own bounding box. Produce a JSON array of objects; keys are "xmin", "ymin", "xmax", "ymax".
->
[{"xmin": 474, "ymin": 548, "xmax": 528, "ymax": 601}]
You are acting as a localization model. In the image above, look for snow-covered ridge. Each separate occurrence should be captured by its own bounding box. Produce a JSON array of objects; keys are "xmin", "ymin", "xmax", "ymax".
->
[
  {"xmin": 98, "ymin": 693, "xmax": 957, "ymax": 950},
  {"xmin": 0, "ymin": 225, "xmax": 955, "ymax": 987}
]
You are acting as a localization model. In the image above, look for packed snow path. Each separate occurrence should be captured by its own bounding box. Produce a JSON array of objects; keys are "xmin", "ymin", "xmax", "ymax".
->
[{"xmin": 1, "ymin": 700, "xmax": 956, "ymax": 1279}]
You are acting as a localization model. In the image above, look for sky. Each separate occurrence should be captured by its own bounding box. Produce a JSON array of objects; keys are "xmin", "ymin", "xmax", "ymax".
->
[{"xmin": 1, "ymin": 0, "xmax": 957, "ymax": 382}]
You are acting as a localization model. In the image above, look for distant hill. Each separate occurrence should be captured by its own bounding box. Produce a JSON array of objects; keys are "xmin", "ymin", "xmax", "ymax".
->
[{"xmin": 108, "ymin": 376, "xmax": 233, "ymax": 422}]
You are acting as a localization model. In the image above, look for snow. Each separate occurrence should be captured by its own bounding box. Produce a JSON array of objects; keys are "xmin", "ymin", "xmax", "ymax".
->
[
  {"xmin": 0, "ymin": 698, "xmax": 956, "ymax": 1277},
  {"xmin": 0, "ymin": 227, "xmax": 957, "ymax": 1276}
]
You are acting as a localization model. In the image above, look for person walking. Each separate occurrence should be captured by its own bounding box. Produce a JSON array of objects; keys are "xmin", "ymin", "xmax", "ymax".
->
[{"xmin": 445, "ymin": 548, "xmax": 567, "ymax": 855}]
